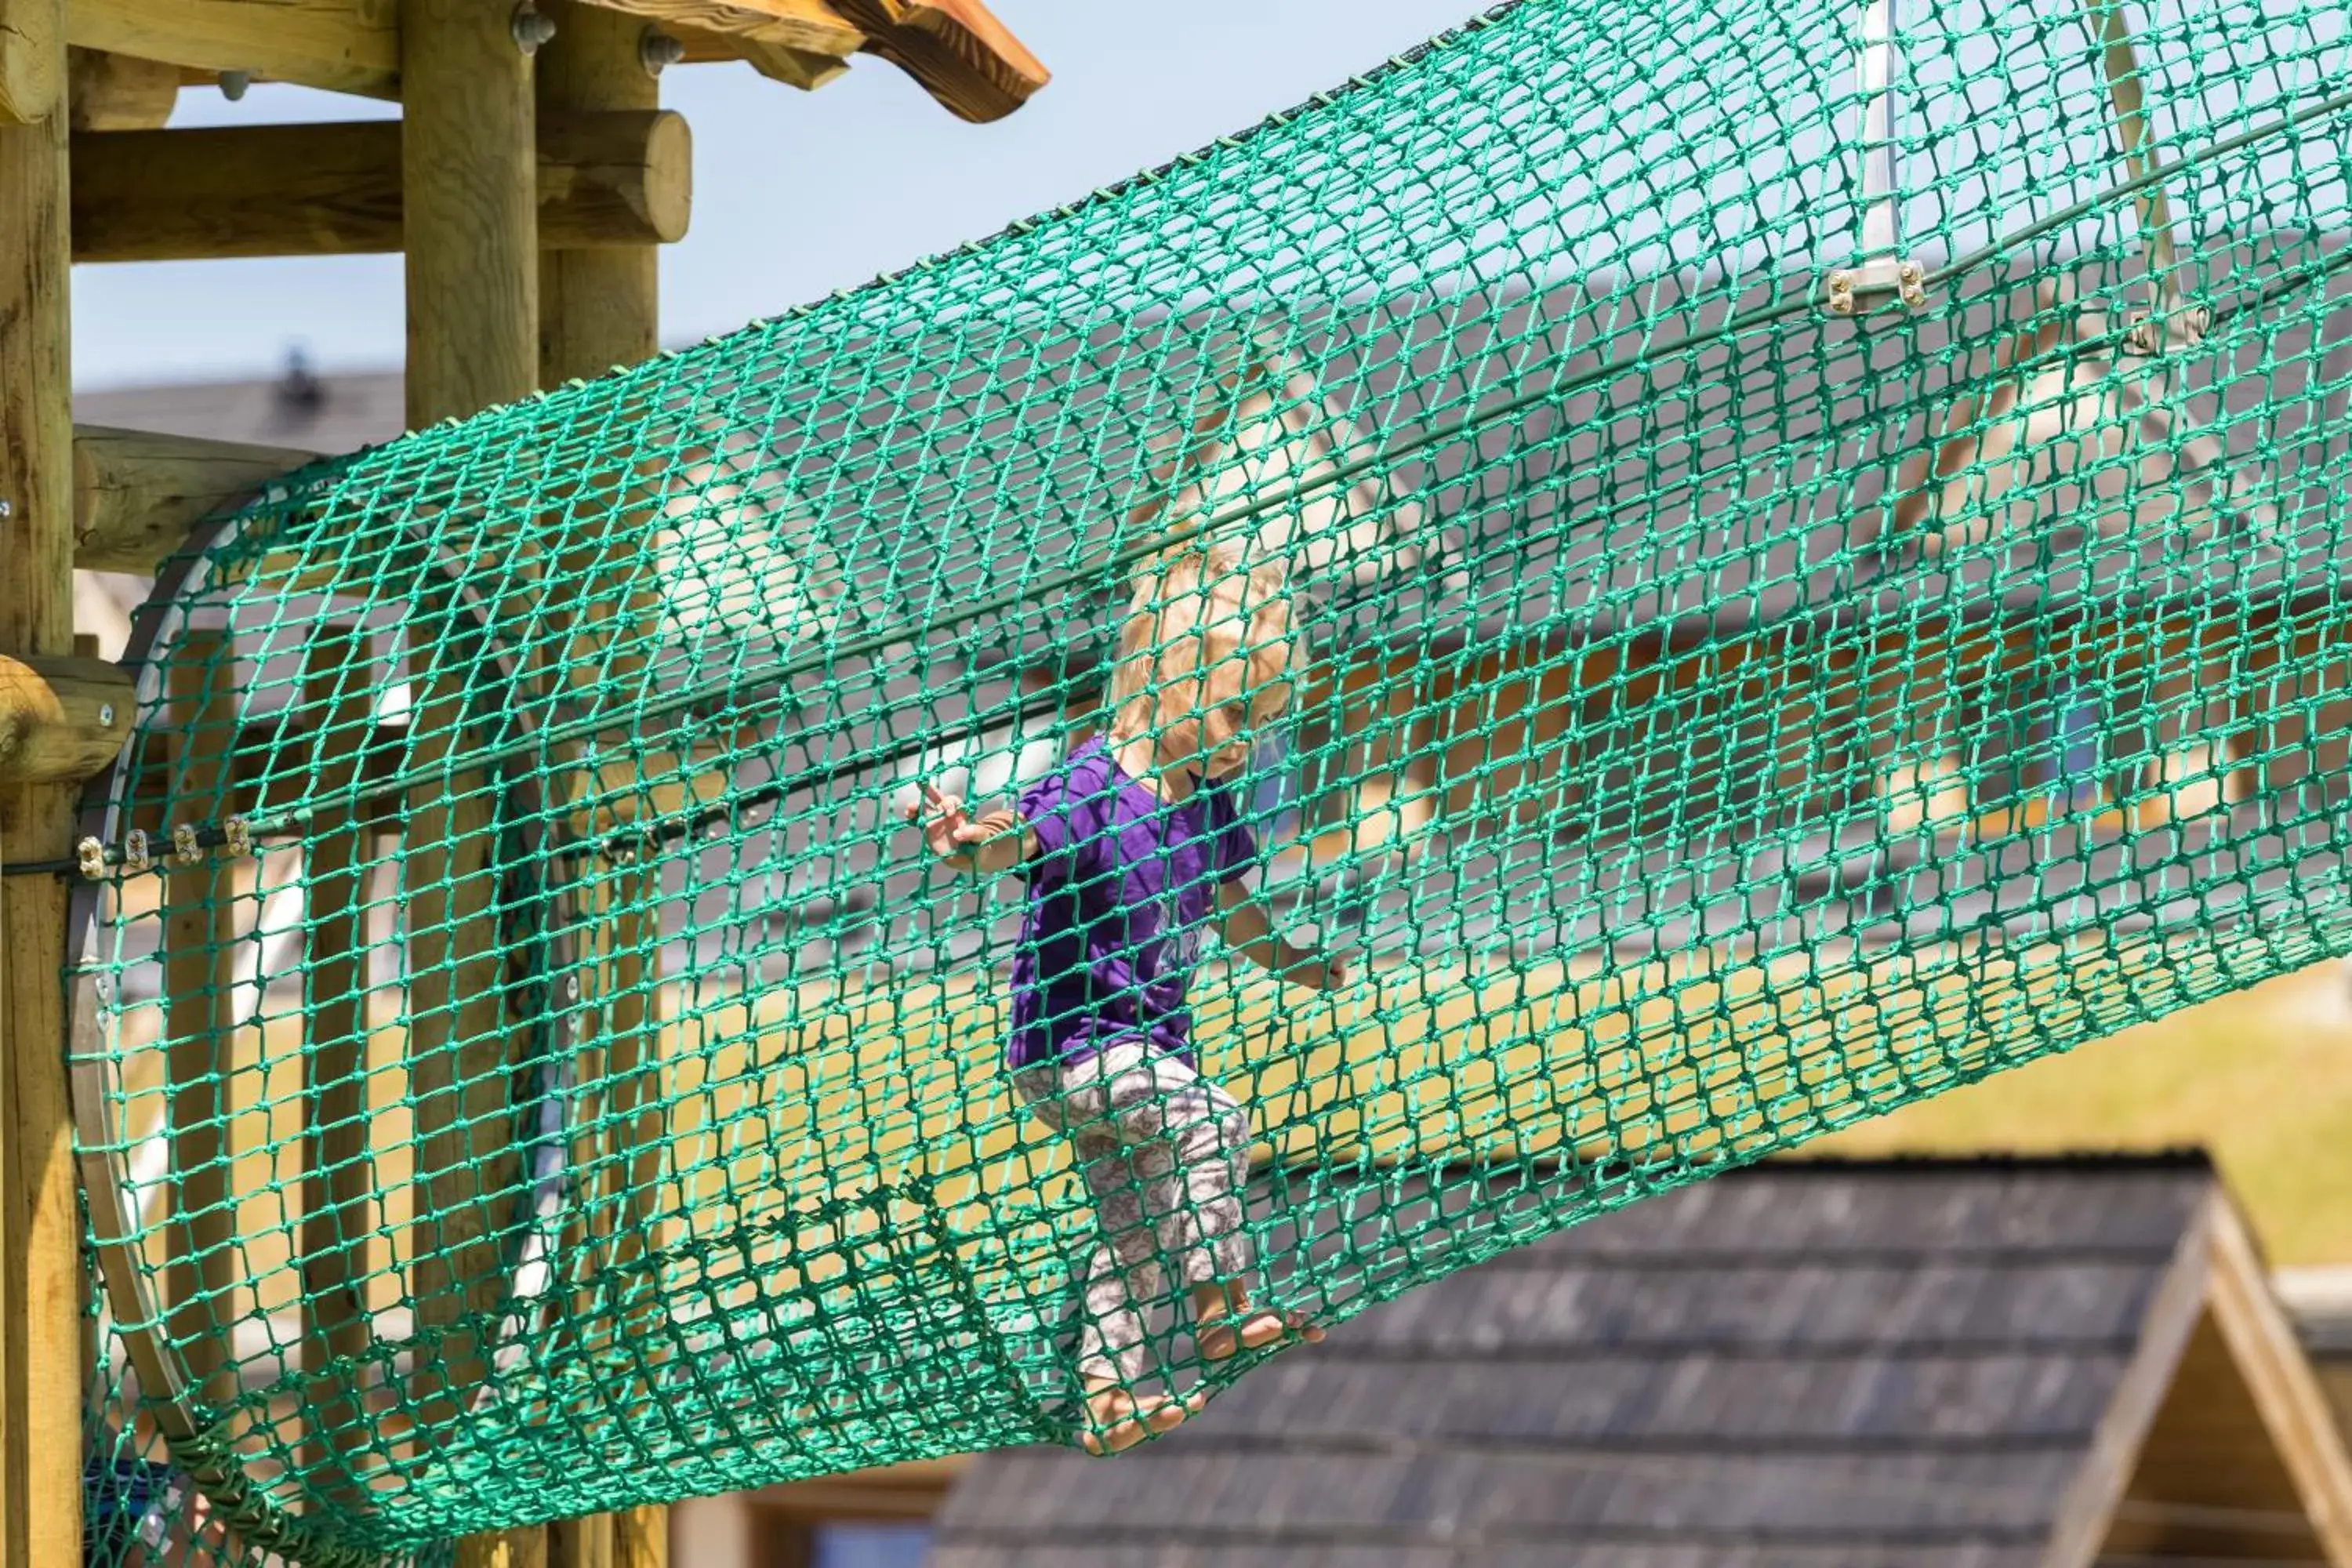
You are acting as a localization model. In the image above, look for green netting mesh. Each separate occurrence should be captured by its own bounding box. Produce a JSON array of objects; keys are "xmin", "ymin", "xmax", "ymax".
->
[{"xmin": 66, "ymin": 0, "xmax": 2352, "ymax": 1554}]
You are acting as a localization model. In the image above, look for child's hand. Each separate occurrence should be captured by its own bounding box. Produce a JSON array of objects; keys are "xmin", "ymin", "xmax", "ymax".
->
[
  {"xmin": 903, "ymin": 782, "xmax": 1014, "ymax": 869},
  {"xmin": 1279, "ymin": 948, "xmax": 1350, "ymax": 991}
]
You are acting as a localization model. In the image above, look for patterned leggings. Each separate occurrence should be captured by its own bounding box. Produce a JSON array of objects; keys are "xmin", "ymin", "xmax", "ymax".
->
[{"xmin": 1011, "ymin": 1040, "xmax": 1252, "ymax": 1385}]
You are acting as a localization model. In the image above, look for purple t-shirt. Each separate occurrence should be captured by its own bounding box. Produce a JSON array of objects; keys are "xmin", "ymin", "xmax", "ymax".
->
[{"xmin": 1007, "ymin": 737, "xmax": 1258, "ymax": 1069}]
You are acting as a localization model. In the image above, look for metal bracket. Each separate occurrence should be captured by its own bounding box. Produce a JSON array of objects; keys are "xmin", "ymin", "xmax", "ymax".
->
[
  {"xmin": 1824, "ymin": 256, "xmax": 1928, "ymax": 315},
  {"xmin": 1826, "ymin": 0, "xmax": 1927, "ymax": 318}
]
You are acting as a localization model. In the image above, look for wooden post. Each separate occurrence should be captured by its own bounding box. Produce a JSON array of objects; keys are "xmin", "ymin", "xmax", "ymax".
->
[
  {"xmin": 299, "ymin": 628, "xmax": 379, "ymax": 1503},
  {"xmin": 401, "ymin": 2, "xmax": 542, "ymax": 1563},
  {"xmin": 162, "ymin": 633, "xmax": 241, "ymax": 1415},
  {"xmin": 0, "ymin": 0, "xmax": 85, "ymax": 1555},
  {"xmin": 541, "ymin": 7, "xmax": 670, "ymax": 1563},
  {"xmin": 403, "ymin": 0, "xmax": 537, "ymax": 426}
]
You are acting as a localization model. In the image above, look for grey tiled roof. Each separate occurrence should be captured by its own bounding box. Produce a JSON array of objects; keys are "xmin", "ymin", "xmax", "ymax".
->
[
  {"xmin": 931, "ymin": 1156, "xmax": 2216, "ymax": 1568},
  {"xmin": 73, "ymin": 363, "xmax": 405, "ymax": 459}
]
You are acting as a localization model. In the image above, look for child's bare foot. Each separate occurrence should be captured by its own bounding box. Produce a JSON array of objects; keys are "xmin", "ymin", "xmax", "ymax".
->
[
  {"xmin": 1079, "ymin": 1383, "xmax": 1203, "ymax": 1456},
  {"xmin": 1196, "ymin": 1305, "xmax": 1323, "ymax": 1362}
]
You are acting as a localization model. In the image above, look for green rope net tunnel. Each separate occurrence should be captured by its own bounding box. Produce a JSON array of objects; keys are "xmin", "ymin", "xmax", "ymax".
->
[{"xmin": 67, "ymin": 0, "xmax": 2352, "ymax": 1555}]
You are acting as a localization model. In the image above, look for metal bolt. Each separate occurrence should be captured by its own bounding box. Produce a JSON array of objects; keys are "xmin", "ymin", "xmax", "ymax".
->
[
  {"xmin": 641, "ymin": 27, "xmax": 686, "ymax": 76},
  {"xmin": 512, "ymin": 4, "xmax": 557, "ymax": 54},
  {"xmin": 97, "ymin": 703, "xmax": 114, "ymax": 728},
  {"xmin": 219, "ymin": 70, "xmax": 251, "ymax": 101},
  {"xmin": 0, "ymin": 499, "xmax": 13, "ymax": 521}
]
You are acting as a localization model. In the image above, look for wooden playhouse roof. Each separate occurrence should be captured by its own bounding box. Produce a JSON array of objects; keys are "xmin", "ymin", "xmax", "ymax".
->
[{"xmin": 67, "ymin": 0, "xmax": 1048, "ymax": 122}]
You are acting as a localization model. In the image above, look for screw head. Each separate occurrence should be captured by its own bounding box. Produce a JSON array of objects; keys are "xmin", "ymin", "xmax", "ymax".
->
[
  {"xmin": 512, "ymin": 4, "xmax": 557, "ymax": 53},
  {"xmin": 97, "ymin": 703, "xmax": 115, "ymax": 728},
  {"xmin": 641, "ymin": 27, "xmax": 686, "ymax": 75},
  {"xmin": 0, "ymin": 499, "xmax": 13, "ymax": 521}
]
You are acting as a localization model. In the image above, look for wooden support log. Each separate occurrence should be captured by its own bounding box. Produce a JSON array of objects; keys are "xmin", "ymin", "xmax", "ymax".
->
[
  {"xmin": 0, "ymin": 653, "xmax": 134, "ymax": 785},
  {"xmin": 64, "ymin": 45, "xmax": 174, "ymax": 128},
  {"xmin": 66, "ymin": 0, "xmax": 400, "ymax": 99},
  {"xmin": 162, "ymin": 631, "xmax": 242, "ymax": 1415},
  {"xmin": 297, "ymin": 628, "xmax": 379, "ymax": 1502},
  {"xmin": 71, "ymin": 111, "xmax": 691, "ymax": 263},
  {"xmin": 0, "ymin": 0, "xmax": 85, "ymax": 1552},
  {"xmin": 72, "ymin": 425, "xmax": 320, "ymax": 575}
]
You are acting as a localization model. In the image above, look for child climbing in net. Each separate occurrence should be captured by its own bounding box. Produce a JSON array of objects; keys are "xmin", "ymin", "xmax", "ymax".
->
[{"xmin": 905, "ymin": 538, "xmax": 1342, "ymax": 1455}]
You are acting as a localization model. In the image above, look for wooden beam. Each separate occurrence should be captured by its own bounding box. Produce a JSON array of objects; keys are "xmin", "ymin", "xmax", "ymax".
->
[
  {"xmin": 0, "ymin": 1, "xmax": 85, "ymax": 1553},
  {"xmin": 539, "ymin": 7, "xmax": 668, "ymax": 1562},
  {"xmin": 0, "ymin": 654, "xmax": 133, "ymax": 784},
  {"xmin": 578, "ymin": 0, "xmax": 862, "ymax": 56},
  {"xmin": 829, "ymin": 0, "xmax": 1045, "ymax": 122},
  {"xmin": 64, "ymin": 45, "xmax": 173, "ymax": 127},
  {"xmin": 670, "ymin": 26, "xmax": 847, "ymax": 89},
  {"xmin": 71, "ymin": 425, "xmax": 318, "ymax": 575},
  {"xmin": 625, "ymin": 0, "xmax": 1044, "ymax": 117},
  {"xmin": 62, "ymin": 0, "xmax": 1042, "ymax": 115},
  {"xmin": 66, "ymin": 0, "xmax": 400, "ymax": 99},
  {"xmin": 71, "ymin": 111, "xmax": 690, "ymax": 263},
  {"xmin": 2203, "ymin": 1195, "xmax": 2352, "ymax": 1562}
]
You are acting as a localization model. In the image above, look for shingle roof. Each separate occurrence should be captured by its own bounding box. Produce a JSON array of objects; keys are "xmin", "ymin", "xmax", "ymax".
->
[
  {"xmin": 931, "ymin": 1156, "xmax": 2218, "ymax": 1568},
  {"xmin": 72, "ymin": 363, "xmax": 405, "ymax": 459}
]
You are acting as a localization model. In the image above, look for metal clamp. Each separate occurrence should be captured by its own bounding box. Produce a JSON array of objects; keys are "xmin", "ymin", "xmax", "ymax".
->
[
  {"xmin": 1824, "ymin": 257, "xmax": 1927, "ymax": 315},
  {"xmin": 76, "ymin": 838, "xmax": 106, "ymax": 880},
  {"xmin": 124, "ymin": 830, "xmax": 151, "ymax": 875},
  {"xmin": 171, "ymin": 824, "xmax": 202, "ymax": 866},
  {"xmin": 2122, "ymin": 302, "xmax": 2212, "ymax": 358}
]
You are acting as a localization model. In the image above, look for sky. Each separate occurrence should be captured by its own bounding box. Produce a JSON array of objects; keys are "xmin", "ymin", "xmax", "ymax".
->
[{"xmin": 70, "ymin": 0, "xmax": 1481, "ymax": 390}]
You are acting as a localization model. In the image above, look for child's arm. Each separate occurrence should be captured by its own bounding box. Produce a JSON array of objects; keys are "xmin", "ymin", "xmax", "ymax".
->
[
  {"xmin": 1217, "ymin": 880, "xmax": 1348, "ymax": 990},
  {"xmin": 903, "ymin": 782, "xmax": 1036, "ymax": 879}
]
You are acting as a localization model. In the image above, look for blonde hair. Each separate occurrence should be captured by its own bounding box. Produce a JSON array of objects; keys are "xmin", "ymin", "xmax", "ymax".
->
[{"xmin": 1108, "ymin": 540, "xmax": 1298, "ymax": 745}]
